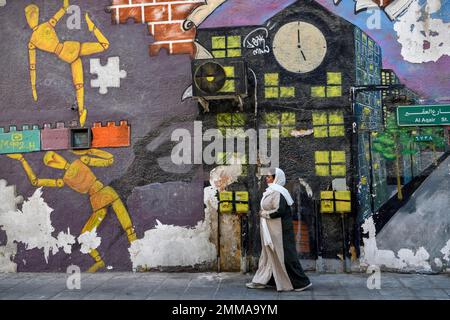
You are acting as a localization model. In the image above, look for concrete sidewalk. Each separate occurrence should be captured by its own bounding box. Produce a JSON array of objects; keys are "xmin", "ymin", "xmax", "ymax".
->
[{"xmin": 0, "ymin": 272, "xmax": 449, "ymax": 300}]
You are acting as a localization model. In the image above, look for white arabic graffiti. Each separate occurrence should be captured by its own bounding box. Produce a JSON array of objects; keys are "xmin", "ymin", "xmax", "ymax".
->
[{"xmin": 243, "ymin": 27, "xmax": 270, "ymax": 56}]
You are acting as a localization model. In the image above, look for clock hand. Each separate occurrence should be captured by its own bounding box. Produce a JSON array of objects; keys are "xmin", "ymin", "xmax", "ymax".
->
[
  {"xmin": 297, "ymin": 29, "xmax": 301, "ymax": 47},
  {"xmin": 301, "ymin": 50, "xmax": 307, "ymax": 61}
]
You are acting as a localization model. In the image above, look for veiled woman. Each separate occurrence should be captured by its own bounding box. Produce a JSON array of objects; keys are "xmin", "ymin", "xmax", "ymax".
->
[{"xmin": 246, "ymin": 168, "xmax": 312, "ymax": 292}]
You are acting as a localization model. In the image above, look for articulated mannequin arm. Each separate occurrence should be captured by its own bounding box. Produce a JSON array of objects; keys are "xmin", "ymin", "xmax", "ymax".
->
[
  {"xmin": 49, "ymin": 0, "xmax": 70, "ymax": 26},
  {"xmin": 72, "ymin": 149, "xmax": 114, "ymax": 167},
  {"xmin": 7, "ymin": 154, "xmax": 64, "ymax": 187},
  {"xmin": 28, "ymin": 42, "xmax": 37, "ymax": 101}
]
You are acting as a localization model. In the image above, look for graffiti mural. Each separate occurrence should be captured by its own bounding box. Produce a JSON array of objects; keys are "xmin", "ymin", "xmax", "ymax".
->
[{"xmin": 0, "ymin": 0, "xmax": 449, "ymax": 274}]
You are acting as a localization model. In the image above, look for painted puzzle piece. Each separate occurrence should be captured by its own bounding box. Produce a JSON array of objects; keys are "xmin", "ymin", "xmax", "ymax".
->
[{"xmin": 90, "ymin": 56, "xmax": 127, "ymax": 95}]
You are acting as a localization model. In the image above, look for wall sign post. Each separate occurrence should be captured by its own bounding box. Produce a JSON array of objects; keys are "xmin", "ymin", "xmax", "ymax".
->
[{"xmin": 397, "ymin": 105, "xmax": 450, "ymax": 126}]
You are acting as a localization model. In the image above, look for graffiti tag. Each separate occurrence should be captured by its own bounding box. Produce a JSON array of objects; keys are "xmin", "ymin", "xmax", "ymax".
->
[{"xmin": 243, "ymin": 27, "xmax": 270, "ymax": 56}]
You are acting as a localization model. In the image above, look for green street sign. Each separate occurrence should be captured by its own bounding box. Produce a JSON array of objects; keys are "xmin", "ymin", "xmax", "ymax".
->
[
  {"xmin": 414, "ymin": 135, "xmax": 433, "ymax": 142},
  {"xmin": 397, "ymin": 104, "xmax": 450, "ymax": 126}
]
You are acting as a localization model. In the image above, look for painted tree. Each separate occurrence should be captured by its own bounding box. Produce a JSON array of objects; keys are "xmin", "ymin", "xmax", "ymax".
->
[
  {"xmin": 372, "ymin": 114, "xmax": 416, "ymax": 200},
  {"xmin": 420, "ymin": 127, "xmax": 446, "ymax": 165}
]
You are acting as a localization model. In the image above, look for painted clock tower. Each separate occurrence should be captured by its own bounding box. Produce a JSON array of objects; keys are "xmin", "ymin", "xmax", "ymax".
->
[{"xmin": 195, "ymin": 0, "xmax": 383, "ymax": 268}]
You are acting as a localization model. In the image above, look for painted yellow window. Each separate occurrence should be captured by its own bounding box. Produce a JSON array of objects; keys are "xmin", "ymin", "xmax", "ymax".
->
[
  {"xmin": 217, "ymin": 113, "xmax": 232, "ymax": 127},
  {"xmin": 265, "ymin": 87, "xmax": 279, "ymax": 99},
  {"xmin": 314, "ymin": 127, "xmax": 328, "ymax": 138},
  {"xmin": 326, "ymin": 72, "xmax": 342, "ymax": 97},
  {"xmin": 227, "ymin": 49, "xmax": 242, "ymax": 57},
  {"xmin": 327, "ymin": 72, "xmax": 342, "ymax": 85},
  {"xmin": 329, "ymin": 112, "xmax": 344, "ymax": 124},
  {"xmin": 315, "ymin": 150, "xmax": 346, "ymax": 177},
  {"xmin": 212, "ymin": 36, "xmax": 226, "ymax": 49},
  {"xmin": 316, "ymin": 165, "xmax": 330, "ymax": 176},
  {"xmin": 335, "ymin": 191, "xmax": 351, "ymax": 212},
  {"xmin": 315, "ymin": 151, "xmax": 329, "ymax": 164},
  {"xmin": 264, "ymin": 73, "xmax": 295, "ymax": 99},
  {"xmin": 281, "ymin": 112, "xmax": 296, "ymax": 125},
  {"xmin": 264, "ymin": 113, "xmax": 280, "ymax": 126},
  {"xmin": 311, "ymin": 86, "xmax": 326, "ymax": 97},
  {"xmin": 264, "ymin": 112, "xmax": 296, "ymax": 138},
  {"xmin": 320, "ymin": 191, "xmax": 334, "ymax": 213},
  {"xmin": 219, "ymin": 191, "xmax": 233, "ymax": 214},
  {"xmin": 216, "ymin": 152, "xmax": 247, "ymax": 175},
  {"xmin": 223, "ymin": 66, "xmax": 235, "ymax": 77},
  {"xmin": 331, "ymin": 164, "xmax": 346, "ymax": 176},
  {"xmin": 217, "ymin": 152, "xmax": 247, "ymax": 165},
  {"xmin": 329, "ymin": 125, "xmax": 345, "ymax": 136},
  {"xmin": 312, "ymin": 111, "xmax": 345, "ymax": 138},
  {"xmin": 265, "ymin": 73, "xmax": 279, "ymax": 86},
  {"xmin": 212, "ymin": 50, "xmax": 226, "ymax": 58},
  {"xmin": 227, "ymin": 36, "xmax": 241, "ymax": 48},
  {"xmin": 321, "ymin": 191, "xmax": 351, "ymax": 213},
  {"xmin": 312, "ymin": 112, "xmax": 327, "ymax": 125},
  {"xmin": 327, "ymin": 86, "xmax": 342, "ymax": 97},
  {"xmin": 217, "ymin": 113, "xmax": 246, "ymax": 137},
  {"xmin": 211, "ymin": 35, "xmax": 242, "ymax": 58},
  {"xmin": 280, "ymin": 87, "xmax": 295, "ymax": 98},
  {"xmin": 331, "ymin": 151, "xmax": 345, "ymax": 163}
]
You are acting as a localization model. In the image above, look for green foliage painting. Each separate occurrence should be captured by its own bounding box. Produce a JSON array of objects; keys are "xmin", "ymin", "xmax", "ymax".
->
[{"xmin": 372, "ymin": 114, "xmax": 417, "ymax": 200}]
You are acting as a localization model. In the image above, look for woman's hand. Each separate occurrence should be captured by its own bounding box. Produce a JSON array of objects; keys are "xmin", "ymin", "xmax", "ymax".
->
[{"xmin": 259, "ymin": 211, "xmax": 270, "ymax": 219}]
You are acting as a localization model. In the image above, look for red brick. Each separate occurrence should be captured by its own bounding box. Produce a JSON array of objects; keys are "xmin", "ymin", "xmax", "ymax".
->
[
  {"xmin": 132, "ymin": 0, "xmax": 153, "ymax": 3},
  {"xmin": 111, "ymin": 0, "xmax": 130, "ymax": 5},
  {"xmin": 171, "ymin": 3, "xmax": 201, "ymax": 20},
  {"xmin": 154, "ymin": 0, "xmax": 190, "ymax": 2},
  {"xmin": 144, "ymin": 5, "xmax": 169, "ymax": 22},
  {"xmin": 152, "ymin": 22, "xmax": 196, "ymax": 41},
  {"xmin": 172, "ymin": 41, "xmax": 196, "ymax": 55},
  {"xmin": 118, "ymin": 7, "xmax": 143, "ymax": 23},
  {"xmin": 149, "ymin": 41, "xmax": 195, "ymax": 56}
]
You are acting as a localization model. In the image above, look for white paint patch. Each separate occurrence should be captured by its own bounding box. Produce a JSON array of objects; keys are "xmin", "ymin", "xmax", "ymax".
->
[
  {"xmin": 299, "ymin": 178, "xmax": 313, "ymax": 197},
  {"xmin": 434, "ymin": 258, "xmax": 443, "ymax": 268},
  {"xmin": 393, "ymin": 0, "xmax": 450, "ymax": 63},
  {"xmin": 128, "ymin": 163, "xmax": 242, "ymax": 270},
  {"xmin": 0, "ymin": 186, "xmax": 75, "ymax": 263},
  {"xmin": 0, "ymin": 243, "xmax": 17, "ymax": 272},
  {"xmin": 360, "ymin": 217, "xmax": 432, "ymax": 271},
  {"xmin": 0, "ymin": 0, "xmax": 6, "ymax": 7},
  {"xmin": 77, "ymin": 228, "xmax": 101, "ymax": 254},
  {"xmin": 209, "ymin": 163, "xmax": 242, "ymax": 192},
  {"xmin": 128, "ymin": 216, "xmax": 216, "ymax": 270},
  {"xmin": 440, "ymin": 240, "xmax": 450, "ymax": 262},
  {"xmin": 57, "ymin": 229, "xmax": 76, "ymax": 255}
]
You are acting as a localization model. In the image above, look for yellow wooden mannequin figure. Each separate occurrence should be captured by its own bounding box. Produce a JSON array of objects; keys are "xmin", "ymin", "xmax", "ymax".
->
[
  {"xmin": 7, "ymin": 150, "xmax": 137, "ymax": 273},
  {"xmin": 25, "ymin": 0, "xmax": 110, "ymax": 127}
]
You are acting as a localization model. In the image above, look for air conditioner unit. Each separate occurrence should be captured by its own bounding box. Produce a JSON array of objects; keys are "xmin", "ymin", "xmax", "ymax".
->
[{"xmin": 192, "ymin": 58, "xmax": 248, "ymax": 111}]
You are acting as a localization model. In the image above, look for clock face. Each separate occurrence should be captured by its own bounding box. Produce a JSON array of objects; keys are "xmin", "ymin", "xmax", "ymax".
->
[{"xmin": 272, "ymin": 21, "xmax": 327, "ymax": 74}]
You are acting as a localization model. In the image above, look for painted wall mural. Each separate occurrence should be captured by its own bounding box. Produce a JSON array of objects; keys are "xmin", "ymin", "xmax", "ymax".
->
[{"xmin": 0, "ymin": 0, "xmax": 449, "ymax": 274}]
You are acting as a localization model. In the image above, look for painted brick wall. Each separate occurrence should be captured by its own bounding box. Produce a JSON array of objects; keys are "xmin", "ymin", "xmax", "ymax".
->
[{"xmin": 109, "ymin": 0, "xmax": 205, "ymax": 56}]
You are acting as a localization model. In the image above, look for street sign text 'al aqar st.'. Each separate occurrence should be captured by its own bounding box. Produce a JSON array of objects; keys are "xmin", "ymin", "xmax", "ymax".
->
[{"xmin": 397, "ymin": 104, "xmax": 450, "ymax": 126}]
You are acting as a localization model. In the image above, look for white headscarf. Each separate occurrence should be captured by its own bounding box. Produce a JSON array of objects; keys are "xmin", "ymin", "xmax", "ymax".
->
[{"xmin": 268, "ymin": 168, "xmax": 294, "ymax": 206}]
